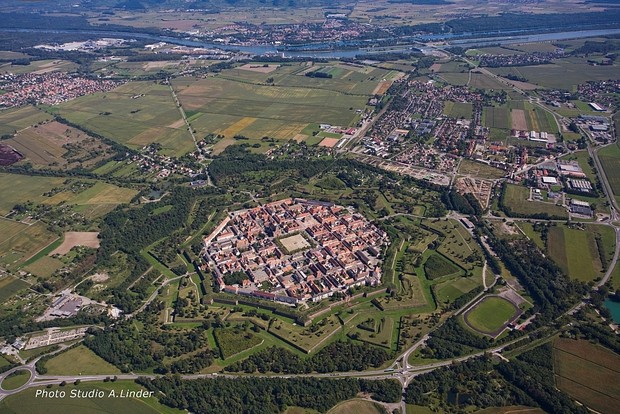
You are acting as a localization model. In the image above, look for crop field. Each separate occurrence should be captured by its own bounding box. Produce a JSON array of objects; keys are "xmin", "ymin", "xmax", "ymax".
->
[
  {"xmin": 0, "ymin": 221, "xmax": 58, "ymax": 269},
  {"xmin": 463, "ymin": 296, "xmax": 518, "ymax": 336},
  {"xmin": 0, "ymin": 381, "xmax": 183, "ymax": 414},
  {"xmin": 0, "ymin": 275, "xmax": 30, "ymax": 302},
  {"xmin": 0, "ymin": 106, "xmax": 52, "ymax": 136},
  {"xmin": 553, "ymin": 338, "xmax": 620, "ymax": 414},
  {"xmin": 269, "ymin": 314, "xmax": 341, "ymax": 353},
  {"xmin": 482, "ymin": 106, "xmax": 511, "ymax": 130},
  {"xmin": 43, "ymin": 345, "xmax": 121, "ymax": 375},
  {"xmin": 171, "ymin": 72, "xmax": 372, "ymax": 152},
  {"xmin": 5, "ymin": 121, "xmax": 115, "ymax": 170},
  {"xmin": 598, "ymin": 143, "xmax": 620, "ymax": 200},
  {"xmin": 469, "ymin": 72, "xmax": 510, "ymax": 90},
  {"xmin": 66, "ymin": 182, "xmax": 137, "ymax": 206},
  {"xmin": 502, "ymin": 184, "xmax": 568, "ymax": 218},
  {"xmin": 47, "ymin": 82, "xmax": 194, "ymax": 156},
  {"xmin": 22, "ymin": 256, "xmax": 64, "ymax": 278},
  {"xmin": 0, "ymin": 59, "xmax": 77, "ymax": 75},
  {"xmin": 443, "ymin": 102, "xmax": 472, "ymax": 119},
  {"xmin": 547, "ymin": 226, "xmax": 602, "ymax": 282},
  {"xmin": 213, "ymin": 326, "xmax": 262, "ymax": 359}
]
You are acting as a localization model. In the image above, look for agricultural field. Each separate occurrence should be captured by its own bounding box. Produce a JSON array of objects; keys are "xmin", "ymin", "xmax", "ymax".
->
[
  {"xmin": 547, "ymin": 225, "xmax": 604, "ymax": 282},
  {"xmin": 501, "ymin": 184, "xmax": 568, "ymax": 218},
  {"xmin": 0, "ymin": 275, "xmax": 30, "ymax": 302},
  {"xmin": 4, "ymin": 121, "xmax": 115, "ymax": 170},
  {"xmin": 553, "ymin": 338, "xmax": 620, "ymax": 414},
  {"xmin": 443, "ymin": 101, "xmax": 472, "ymax": 119},
  {"xmin": 463, "ymin": 296, "xmax": 519, "ymax": 336},
  {"xmin": 42, "ymin": 345, "xmax": 121, "ymax": 375},
  {"xmin": 0, "ymin": 106, "xmax": 52, "ymax": 136},
  {"xmin": 0, "ymin": 381, "xmax": 183, "ymax": 414},
  {"xmin": 0, "ymin": 59, "xmax": 77, "ymax": 75},
  {"xmin": 46, "ymin": 81, "xmax": 195, "ymax": 157},
  {"xmin": 469, "ymin": 72, "xmax": 511, "ymax": 90},
  {"xmin": 598, "ymin": 142, "xmax": 620, "ymax": 202},
  {"xmin": 0, "ymin": 221, "xmax": 58, "ymax": 269},
  {"xmin": 489, "ymin": 58, "xmax": 620, "ymax": 91},
  {"xmin": 482, "ymin": 106, "xmax": 511, "ymax": 130},
  {"xmin": 0, "ymin": 173, "xmax": 67, "ymax": 214}
]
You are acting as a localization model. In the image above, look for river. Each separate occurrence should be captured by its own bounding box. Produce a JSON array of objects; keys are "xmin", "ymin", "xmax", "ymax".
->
[{"xmin": 3, "ymin": 27, "xmax": 620, "ymax": 58}]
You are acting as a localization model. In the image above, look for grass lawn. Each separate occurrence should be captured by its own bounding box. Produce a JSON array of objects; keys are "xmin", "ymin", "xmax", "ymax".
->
[
  {"xmin": 516, "ymin": 223, "xmax": 545, "ymax": 250},
  {"xmin": 43, "ymin": 345, "xmax": 121, "ymax": 375},
  {"xmin": 1, "ymin": 370, "xmax": 30, "ymax": 390},
  {"xmin": 213, "ymin": 326, "xmax": 262, "ymax": 359},
  {"xmin": 553, "ymin": 338, "xmax": 620, "ymax": 414},
  {"xmin": 327, "ymin": 399, "xmax": 385, "ymax": 414},
  {"xmin": 269, "ymin": 314, "xmax": 341, "ymax": 353},
  {"xmin": 458, "ymin": 159, "xmax": 506, "ymax": 180},
  {"xmin": 434, "ymin": 277, "xmax": 480, "ymax": 305},
  {"xmin": 464, "ymin": 296, "xmax": 518, "ymax": 335},
  {"xmin": 547, "ymin": 225, "xmax": 602, "ymax": 282},
  {"xmin": 423, "ymin": 253, "xmax": 462, "ymax": 280},
  {"xmin": 0, "ymin": 380, "xmax": 183, "ymax": 414}
]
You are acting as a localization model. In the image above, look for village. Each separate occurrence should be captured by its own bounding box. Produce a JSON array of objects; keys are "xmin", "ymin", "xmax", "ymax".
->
[
  {"xmin": 203, "ymin": 198, "xmax": 389, "ymax": 305},
  {"xmin": 0, "ymin": 72, "xmax": 122, "ymax": 108}
]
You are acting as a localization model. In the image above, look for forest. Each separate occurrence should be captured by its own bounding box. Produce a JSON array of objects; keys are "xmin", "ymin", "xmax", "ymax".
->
[
  {"xmin": 225, "ymin": 341, "xmax": 391, "ymax": 374},
  {"xmin": 136, "ymin": 376, "xmax": 401, "ymax": 414}
]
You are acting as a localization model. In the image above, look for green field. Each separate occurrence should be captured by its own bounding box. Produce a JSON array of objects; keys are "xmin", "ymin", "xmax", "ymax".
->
[
  {"xmin": 502, "ymin": 184, "xmax": 568, "ymax": 218},
  {"xmin": 547, "ymin": 225, "xmax": 602, "ymax": 282},
  {"xmin": 457, "ymin": 159, "xmax": 506, "ymax": 180},
  {"xmin": 553, "ymin": 338, "xmax": 620, "ymax": 414},
  {"xmin": 43, "ymin": 345, "xmax": 121, "ymax": 375},
  {"xmin": 47, "ymin": 81, "xmax": 194, "ymax": 156},
  {"xmin": 352, "ymin": 316, "xmax": 395, "ymax": 349},
  {"xmin": 269, "ymin": 314, "xmax": 341, "ymax": 353},
  {"xmin": 444, "ymin": 101, "xmax": 472, "ymax": 119},
  {"xmin": 434, "ymin": 277, "xmax": 480, "ymax": 304},
  {"xmin": 0, "ymin": 173, "xmax": 66, "ymax": 215},
  {"xmin": 0, "ymin": 106, "xmax": 52, "ymax": 136},
  {"xmin": 598, "ymin": 143, "xmax": 620, "ymax": 202},
  {"xmin": 0, "ymin": 381, "xmax": 184, "ymax": 414},
  {"xmin": 464, "ymin": 296, "xmax": 518, "ymax": 335},
  {"xmin": 1, "ymin": 370, "xmax": 30, "ymax": 391},
  {"xmin": 214, "ymin": 326, "xmax": 262, "ymax": 359},
  {"xmin": 482, "ymin": 106, "xmax": 511, "ymax": 130},
  {"xmin": 423, "ymin": 253, "xmax": 462, "ymax": 280},
  {"xmin": 328, "ymin": 399, "xmax": 385, "ymax": 414},
  {"xmin": 489, "ymin": 58, "xmax": 620, "ymax": 91},
  {"xmin": 0, "ymin": 221, "xmax": 58, "ymax": 269},
  {"xmin": 0, "ymin": 276, "xmax": 30, "ymax": 301}
]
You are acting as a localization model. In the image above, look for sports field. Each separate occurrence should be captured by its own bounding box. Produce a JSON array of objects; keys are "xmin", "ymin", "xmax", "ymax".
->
[
  {"xmin": 0, "ymin": 381, "xmax": 183, "ymax": 414},
  {"xmin": 547, "ymin": 226, "xmax": 602, "ymax": 282},
  {"xmin": 463, "ymin": 296, "xmax": 518, "ymax": 336},
  {"xmin": 42, "ymin": 345, "xmax": 121, "ymax": 375},
  {"xmin": 553, "ymin": 338, "xmax": 620, "ymax": 414}
]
